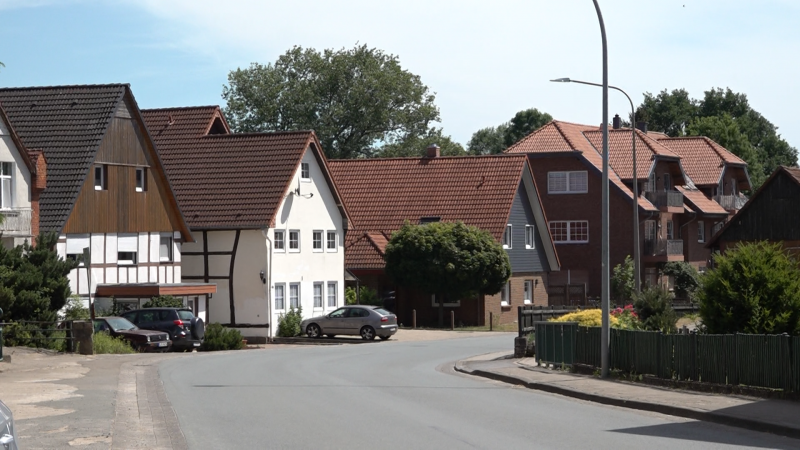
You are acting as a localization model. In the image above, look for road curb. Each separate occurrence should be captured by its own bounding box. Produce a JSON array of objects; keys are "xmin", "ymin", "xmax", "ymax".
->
[{"xmin": 454, "ymin": 361, "xmax": 800, "ymax": 440}]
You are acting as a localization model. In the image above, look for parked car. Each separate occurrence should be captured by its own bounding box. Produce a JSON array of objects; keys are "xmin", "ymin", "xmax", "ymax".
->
[
  {"xmin": 301, "ymin": 305, "xmax": 398, "ymax": 341},
  {"xmin": 93, "ymin": 317, "xmax": 172, "ymax": 352},
  {"xmin": 121, "ymin": 308, "xmax": 205, "ymax": 351},
  {"xmin": 0, "ymin": 399, "xmax": 18, "ymax": 450}
]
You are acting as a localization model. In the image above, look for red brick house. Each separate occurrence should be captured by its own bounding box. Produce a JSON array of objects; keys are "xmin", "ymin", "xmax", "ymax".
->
[
  {"xmin": 329, "ymin": 149, "xmax": 560, "ymax": 327},
  {"xmin": 506, "ymin": 119, "xmax": 749, "ymax": 297}
]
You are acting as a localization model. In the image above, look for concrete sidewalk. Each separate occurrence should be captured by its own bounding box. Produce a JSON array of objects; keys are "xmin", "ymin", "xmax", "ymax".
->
[{"xmin": 455, "ymin": 352, "xmax": 800, "ymax": 440}]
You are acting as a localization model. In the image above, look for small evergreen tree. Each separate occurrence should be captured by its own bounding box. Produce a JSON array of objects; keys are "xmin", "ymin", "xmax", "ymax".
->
[
  {"xmin": 699, "ymin": 242, "xmax": 800, "ymax": 335},
  {"xmin": 634, "ymin": 286, "xmax": 678, "ymax": 333}
]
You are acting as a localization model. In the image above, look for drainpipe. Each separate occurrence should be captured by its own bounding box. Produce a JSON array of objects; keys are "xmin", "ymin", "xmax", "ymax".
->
[{"xmin": 262, "ymin": 228, "xmax": 274, "ymax": 341}]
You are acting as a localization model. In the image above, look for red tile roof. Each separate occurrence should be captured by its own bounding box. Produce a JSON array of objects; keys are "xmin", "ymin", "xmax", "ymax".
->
[
  {"xmin": 506, "ymin": 121, "xmax": 658, "ymax": 212},
  {"xmin": 656, "ymin": 136, "xmax": 747, "ymax": 188},
  {"xmin": 582, "ymin": 128, "xmax": 680, "ymax": 181},
  {"xmin": 676, "ymin": 186, "xmax": 728, "ymax": 216},
  {"xmin": 142, "ymin": 107, "xmax": 348, "ymax": 230},
  {"xmin": 329, "ymin": 155, "xmax": 528, "ymax": 241},
  {"xmin": 345, "ymin": 232, "xmax": 390, "ymax": 269}
]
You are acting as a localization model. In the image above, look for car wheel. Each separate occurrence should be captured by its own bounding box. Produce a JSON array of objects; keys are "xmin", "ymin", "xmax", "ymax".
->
[
  {"xmin": 306, "ymin": 324, "xmax": 322, "ymax": 338},
  {"xmin": 326, "ymin": 334, "xmax": 336, "ymax": 338},
  {"xmin": 360, "ymin": 326, "xmax": 376, "ymax": 341},
  {"xmin": 379, "ymin": 336, "xmax": 390, "ymax": 341}
]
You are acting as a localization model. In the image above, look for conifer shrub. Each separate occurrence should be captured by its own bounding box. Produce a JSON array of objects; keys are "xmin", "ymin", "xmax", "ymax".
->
[
  {"xmin": 200, "ymin": 323, "xmax": 244, "ymax": 351},
  {"xmin": 633, "ymin": 286, "xmax": 678, "ymax": 333}
]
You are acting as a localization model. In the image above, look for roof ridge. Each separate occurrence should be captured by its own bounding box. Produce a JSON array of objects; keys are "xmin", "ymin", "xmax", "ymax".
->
[
  {"xmin": 142, "ymin": 105, "xmax": 221, "ymax": 112},
  {"xmin": 0, "ymin": 83, "xmax": 129, "ymax": 91},
  {"xmin": 328, "ymin": 154, "xmax": 526, "ymax": 163},
  {"xmin": 200, "ymin": 130, "xmax": 313, "ymax": 138}
]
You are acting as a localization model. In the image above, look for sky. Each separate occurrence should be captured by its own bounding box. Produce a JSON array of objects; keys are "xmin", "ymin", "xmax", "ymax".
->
[{"xmin": 0, "ymin": 0, "xmax": 798, "ymax": 151}]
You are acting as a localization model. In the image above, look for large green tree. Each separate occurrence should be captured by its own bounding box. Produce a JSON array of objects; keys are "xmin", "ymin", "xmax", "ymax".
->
[
  {"xmin": 635, "ymin": 87, "xmax": 797, "ymax": 189},
  {"xmin": 699, "ymin": 242, "xmax": 800, "ymax": 335},
  {"xmin": 467, "ymin": 108, "xmax": 552, "ymax": 155},
  {"xmin": 222, "ymin": 44, "xmax": 440, "ymax": 159},
  {"xmin": 384, "ymin": 221, "xmax": 511, "ymax": 327},
  {"xmin": 379, "ymin": 128, "xmax": 466, "ymax": 158},
  {"xmin": 0, "ymin": 232, "xmax": 78, "ymax": 322}
]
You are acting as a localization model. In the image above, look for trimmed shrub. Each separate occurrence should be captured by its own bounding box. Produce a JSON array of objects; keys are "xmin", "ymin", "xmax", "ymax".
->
[
  {"xmin": 93, "ymin": 332, "xmax": 136, "ymax": 354},
  {"xmin": 200, "ymin": 323, "xmax": 244, "ymax": 351},
  {"xmin": 277, "ymin": 307, "xmax": 303, "ymax": 337},
  {"xmin": 550, "ymin": 309, "xmax": 618, "ymax": 328},
  {"xmin": 699, "ymin": 241, "xmax": 800, "ymax": 335},
  {"xmin": 634, "ymin": 286, "xmax": 677, "ymax": 333}
]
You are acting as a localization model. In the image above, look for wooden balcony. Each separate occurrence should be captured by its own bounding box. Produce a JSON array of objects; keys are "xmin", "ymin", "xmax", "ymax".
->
[
  {"xmin": 643, "ymin": 238, "xmax": 684, "ymax": 262},
  {"xmin": 644, "ymin": 190, "xmax": 684, "ymax": 212},
  {"xmin": 0, "ymin": 208, "xmax": 32, "ymax": 236},
  {"xmin": 713, "ymin": 194, "xmax": 748, "ymax": 212}
]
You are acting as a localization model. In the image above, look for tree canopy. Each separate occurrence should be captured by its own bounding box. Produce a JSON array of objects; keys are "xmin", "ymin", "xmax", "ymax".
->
[
  {"xmin": 384, "ymin": 221, "xmax": 511, "ymax": 326},
  {"xmin": 0, "ymin": 232, "xmax": 78, "ymax": 322},
  {"xmin": 635, "ymin": 87, "xmax": 796, "ymax": 189},
  {"xmin": 379, "ymin": 128, "xmax": 465, "ymax": 158},
  {"xmin": 222, "ymin": 44, "xmax": 441, "ymax": 159},
  {"xmin": 467, "ymin": 108, "xmax": 552, "ymax": 155}
]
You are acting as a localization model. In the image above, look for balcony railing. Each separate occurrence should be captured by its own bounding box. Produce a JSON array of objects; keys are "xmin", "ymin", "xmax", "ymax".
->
[
  {"xmin": 713, "ymin": 194, "xmax": 748, "ymax": 211},
  {"xmin": 644, "ymin": 238, "xmax": 684, "ymax": 257},
  {"xmin": 644, "ymin": 190, "xmax": 684, "ymax": 209},
  {"xmin": 0, "ymin": 208, "xmax": 32, "ymax": 235}
]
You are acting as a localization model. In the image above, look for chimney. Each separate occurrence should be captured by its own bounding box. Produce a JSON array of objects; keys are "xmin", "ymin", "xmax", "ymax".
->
[
  {"xmin": 426, "ymin": 144, "xmax": 440, "ymax": 158},
  {"xmin": 612, "ymin": 114, "xmax": 621, "ymax": 130},
  {"xmin": 636, "ymin": 121, "xmax": 648, "ymax": 133}
]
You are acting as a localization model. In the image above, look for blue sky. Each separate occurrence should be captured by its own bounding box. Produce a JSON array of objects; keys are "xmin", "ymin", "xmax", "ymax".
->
[{"xmin": 1, "ymin": 0, "xmax": 798, "ymax": 152}]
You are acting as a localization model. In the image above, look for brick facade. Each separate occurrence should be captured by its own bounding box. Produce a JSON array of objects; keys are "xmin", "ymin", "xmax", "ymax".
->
[{"xmin": 484, "ymin": 272, "xmax": 548, "ymax": 326}]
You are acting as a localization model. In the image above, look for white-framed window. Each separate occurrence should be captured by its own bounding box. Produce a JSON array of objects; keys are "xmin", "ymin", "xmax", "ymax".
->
[
  {"xmin": 289, "ymin": 230, "xmax": 300, "ymax": 252},
  {"xmin": 326, "ymin": 231, "xmax": 337, "ymax": 252},
  {"xmin": 289, "ymin": 283, "xmax": 300, "ymax": 309},
  {"xmin": 500, "ymin": 282, "xmax": 511, "ymax": 306},
  {"xmin": 645, "ymin": 220, "xmax": 656, "ymax": 240},
  {"xmin": 525, "ymin": 225, "xmax": 535, "ymax": 249},
  {"xmin": 666, "ymin": 220, "xmax": 674, "ymax": 240},
  {"xmin": 94, "ymin": 164, "xmax": 107, "ymax": 191},
  {"xmin": 159, "ymin": 233, "xmax": 173, "ymax": 262},
  {"xmin": 274, "ymin": 283, "xmax": 285, "ymax": 310},
  {"xmin": 698, "ymin": 221, "xmax": 706, "ymax": 243},
  {"xmin": 548, "ymin": 171, "xmax": 588, "ymax": 194},
  {"xmin": 135, "ymin": 168, "xmax": 146, "ymax": 192},
  {"xmin": 301, "ymin": 162, "xmax": 310, "ymax": 181},
  {"xmin": 503, "ymin": 224, "xmax": 512, "ymax": 249},
  {"xmin": 313, "ymin": 282, "xmax": 323, "ymax": 308},
  {"xmin": 274, "ymin": 230, "xmax": 285, "ymax": 251},
  {"xmin": 524, "ymin": 280, "xmax": 533, "ymax": 304},
  {"xmin": 327, "ymin": 282, "xmax": 337, "ymax": 307},
  {"xmin": 1, "ymin": 162, "xmax": 12, "ymax": 209},
  {"xmin": 66, "ymin": 234, "xmax": 90, "ymax": 266},
  {"xmin": 312, "ymin": 230, "xmax": 323, "ymax": 252},
  {"xmin": 117, "ymin": 233, "xmax": 138, "ymax": 265},
  {"xmin": 431, "ymin": 294, "xmax": 461, "ymax": 307},
  {"xmin": 549, "ymin": 221, "xmax": 589, "ymax": 244}
]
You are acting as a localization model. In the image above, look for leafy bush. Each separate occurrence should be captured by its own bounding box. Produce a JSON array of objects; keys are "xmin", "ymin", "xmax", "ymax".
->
[
  {"xmin": 551, "ymin": 309, "xmax": 618, "ymax": 328},
  {"xmin": 3, "ymin": 322, "xmax": 67, "ymax": 351},
  {"xmin": 699, "ymin": 241, "xmax": 800, "ymax": 335},
  {"xmin": 143, "ymin": 295, "xmax": 184, "ymax": 308},
  {"xmin": 611, "ymin": 304, "xmax": 642, "ymax": 330},
  {"xmin": 93, "ymin": 332, "xmax": 136, "ymax": 354},
  {"xmin": 611, "ymin": 256, "xmax": 634, "ymax": 303},
  {"xmin": 662, "ymin": 261, "xmax": 701, "ymax": 301},
  {"xmin": 200, "ymin": 323, "xmax": 244, "ymax": 351},
  {"xmin": 634, "ymin": 286, "xmax": 677, "ymax": 333},
  {"xmin": 63, "ymin": 295, "xmax": 90, "ymax": 320},
  {"xmin": 277, "ymin": 307, "xmax": 303, "ymax": 337},
  {"xmin": 345, "ymin": 286, "xmax": 381, "ymax": 306}
]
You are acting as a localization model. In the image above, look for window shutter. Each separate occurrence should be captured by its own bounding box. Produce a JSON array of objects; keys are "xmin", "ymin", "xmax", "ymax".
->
[
  {"xmin": 118, "ymin": 234, "xmax": 139, "ymax": 252},
  {"xmin": 66, "ymin": 234, "xmax": 91, "ymax": 254}
]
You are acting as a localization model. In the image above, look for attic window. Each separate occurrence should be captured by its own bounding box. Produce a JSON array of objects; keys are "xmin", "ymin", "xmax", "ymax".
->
[
  {"xmin": 94, "ymin": 165, "xmax": 107, "ymax": 191},
  {"xmin": 207, "ymin": 117, "xmax": 227, "ymax": 135},
  {"xmin": 135, "ymin": 168, "xmax": 147, "ymax": 192},
  {"xmin": 300, "ymin": 163, "xmax": 310, "ymax": 181},
  {"xmin": 419, "ymin": 217, "xmax": 440, "ymax": 224}
]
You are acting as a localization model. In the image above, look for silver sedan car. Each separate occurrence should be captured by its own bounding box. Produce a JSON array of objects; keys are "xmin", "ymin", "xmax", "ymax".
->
[
  {"xmin": 0, "ymin": 399, "xmax": 18, "ymax": 450},
  {"xmin": 301, "ymin": 305, "xmax": 398, "ymax": 340}
]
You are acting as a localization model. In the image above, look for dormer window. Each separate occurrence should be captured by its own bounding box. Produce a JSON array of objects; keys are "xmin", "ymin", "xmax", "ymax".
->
[
  {"xmin": 419, "ymin": 217, "xmax": 440, "ymax": 224},
  {"xmin": 135, "ymin": 168, "xmax": 147, "ymax": 192},
  {"xmin": 94, "ymin": 164, "xmax": 107, "ymax": 191},
  {"xmin": 301, "ymin": 162, "xmax": 310, "ymax": 181}
]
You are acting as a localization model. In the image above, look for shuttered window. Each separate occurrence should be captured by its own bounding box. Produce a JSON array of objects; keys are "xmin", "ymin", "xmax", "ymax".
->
[{"xmin": 118, "ymin": 234, "xmax": 138, "ymax": 265}]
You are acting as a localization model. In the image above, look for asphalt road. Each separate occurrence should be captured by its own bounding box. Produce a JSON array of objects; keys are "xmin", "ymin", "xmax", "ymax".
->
[{"xmin": 160, "ymin": 335, "xmax": 797, "ymax": 449}]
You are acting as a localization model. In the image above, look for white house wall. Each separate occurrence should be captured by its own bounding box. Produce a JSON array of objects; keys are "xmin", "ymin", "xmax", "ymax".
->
[{"xmin": 0, "ymin": 117, "xmax": 33, "ymax": 247}]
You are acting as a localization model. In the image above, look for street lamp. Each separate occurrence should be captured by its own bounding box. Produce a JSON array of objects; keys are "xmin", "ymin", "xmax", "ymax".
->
[{"xmin": 550, "ymin": 78, "xmax": 641, "ymax": 294}]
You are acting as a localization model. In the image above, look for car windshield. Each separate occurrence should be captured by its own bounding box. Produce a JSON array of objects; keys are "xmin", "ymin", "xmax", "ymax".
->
[
  {"xmin": 374, "ymin": 308, "xmax": 392, "ymax": 316},
  {"xmin": 106, "ymin": 317, "xmax": 137, "ymax": 331},
  {"xmin": 177, "ymin": 310, "xmax": 195, "ymax": 321}
]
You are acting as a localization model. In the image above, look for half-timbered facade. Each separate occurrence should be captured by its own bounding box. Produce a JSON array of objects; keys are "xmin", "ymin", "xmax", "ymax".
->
[
  {"xmin": 0, "ymin": 85, "xmax": 215, "ymax": 316},
  {"xmin": 142, "ymin": 106, "xmax": 350, "ymax": 341}
]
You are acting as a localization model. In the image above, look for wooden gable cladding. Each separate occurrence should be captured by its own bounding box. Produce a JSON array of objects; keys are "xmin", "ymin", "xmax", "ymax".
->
[{"xmin": 63, "ymin": 94, "xmax": 176, "ymax": 235}]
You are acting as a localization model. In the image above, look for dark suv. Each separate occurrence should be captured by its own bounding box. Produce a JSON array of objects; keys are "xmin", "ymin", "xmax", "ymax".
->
[{"xmin": 122, "ymin": 308, "xmax": 205, "ymax": 351}]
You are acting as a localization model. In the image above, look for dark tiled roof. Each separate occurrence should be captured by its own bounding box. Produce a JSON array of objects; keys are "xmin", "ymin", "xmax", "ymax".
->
[
  {"xmin": 657, "ymin": 136, "xmax": 747, "ymax": 188},
  {"xmin": 142, "ymin": 106, "xmax": 229, "ymax": 142},
  {"xmin": 0, "ymin": 84, "xmax": 126, "ymax": 231},
  {"xmin": 345, "ymin": 232, "xmax": 390, "ymax": 269}
]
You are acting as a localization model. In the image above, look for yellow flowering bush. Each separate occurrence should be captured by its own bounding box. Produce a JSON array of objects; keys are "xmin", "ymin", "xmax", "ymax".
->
[{"xmin": 550, "ymin": 309, "xmax": 618, "ymax": 328}]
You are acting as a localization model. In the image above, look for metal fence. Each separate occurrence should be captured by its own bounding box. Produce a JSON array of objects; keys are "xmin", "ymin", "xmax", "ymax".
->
[
  {"xmin": 535, "ymin": 325, "xmax": 800, "ymax": 392},
  {"xmin": 518, "ymin": 305, "xmax": 590, "ymax": 335},
  {"xmin": 0, "ymin": 320, "xmax": 76, "ymax": 352}
]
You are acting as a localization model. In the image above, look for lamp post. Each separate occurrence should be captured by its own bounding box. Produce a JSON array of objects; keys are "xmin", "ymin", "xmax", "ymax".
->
[{"xmin": 550, "ymin": 78, "xmax": 640, "ymax": 293}]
